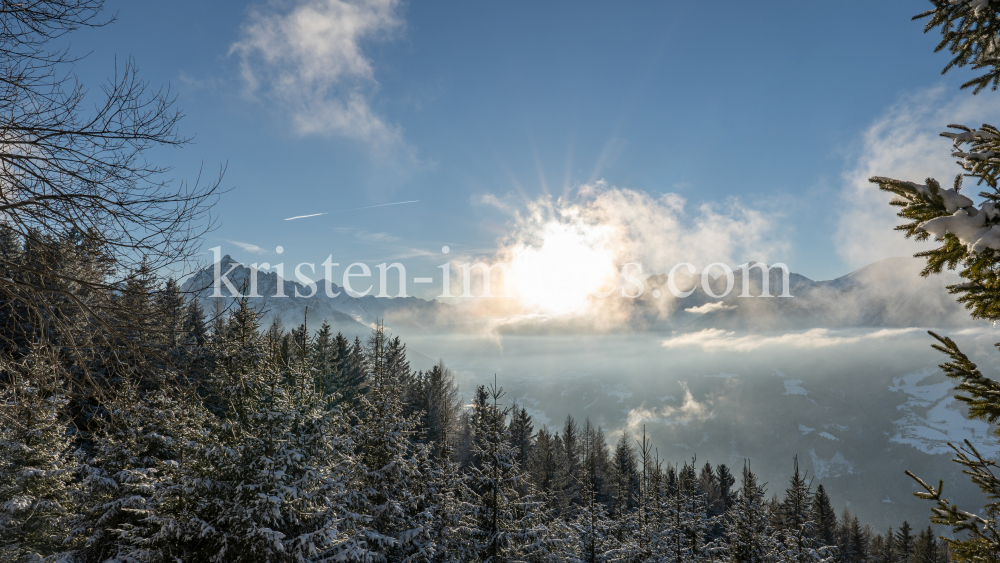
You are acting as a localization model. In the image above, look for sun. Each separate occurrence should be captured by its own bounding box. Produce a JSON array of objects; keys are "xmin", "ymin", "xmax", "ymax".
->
[{"xmin": 508, "ymin": 221, "xmax": 618, "ymax": 314}]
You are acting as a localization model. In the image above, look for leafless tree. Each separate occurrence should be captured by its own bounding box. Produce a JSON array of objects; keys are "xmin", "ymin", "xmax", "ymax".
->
[{"xmin": 0, "ymin": 1, "xmax": 222, "ymax": 403}]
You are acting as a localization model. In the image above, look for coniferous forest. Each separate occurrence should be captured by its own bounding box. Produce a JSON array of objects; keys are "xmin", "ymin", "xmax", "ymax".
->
[
  {"xmin": 0, "ymin": 274, "xmax": 956, "ymax": 562},
  {"xmin": 8, "ymin": 0, "xmax": 1000, "ymax": 562}
]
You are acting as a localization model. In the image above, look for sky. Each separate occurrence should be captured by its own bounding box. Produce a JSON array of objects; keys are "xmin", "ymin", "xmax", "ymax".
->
[{"xmin": 67, "ymin": 0, "xmax": 1000, "ymax": 297}]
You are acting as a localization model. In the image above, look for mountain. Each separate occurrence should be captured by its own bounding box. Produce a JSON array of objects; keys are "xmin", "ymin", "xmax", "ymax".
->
[
  {"xmin": 636, "ymin": 256, "xmax": 980, "ymax": 332},
  {"xmin": 181, "ymin": 255, "xmax": 442, "ymax": 339},
  {"xmin": 183, "ymin": 255, "xmax": 982, "ymax": 337}
]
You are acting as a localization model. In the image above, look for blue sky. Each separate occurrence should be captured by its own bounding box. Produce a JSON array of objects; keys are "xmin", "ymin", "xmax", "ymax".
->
[{"xmin": 69, "ymin": 0, "xmax": 1000, "ymax": 294}]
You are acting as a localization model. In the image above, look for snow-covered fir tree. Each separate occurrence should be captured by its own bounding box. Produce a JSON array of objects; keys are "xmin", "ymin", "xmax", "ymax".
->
[
  {"xmin": 722, "ymin": 463, "xmax": 782, "ymax": 563},
  {"xmin": 69, "ymin": 381, "xmax": 216, "ymax": 562},
  {"xmin": 136, "ymin": 298, "xmax": 352, "ymax": 562},
  {"xmin": 774, "ymin": 457, "xmax": 832, "ymax": 563},
  {"xmin": 340, "ymin": 322, "xmax": 426, "ymax": 561},
  {"xmin": 467, "ymin": 380, "xmax": 553, "ymax": 563},
  {"xmin": 867, "ymin": 1, "xmax": 1000, "ymax": 560},
  {"xmin": 0, "ymin": 349, "xmax": 75, "ymax": 562}
]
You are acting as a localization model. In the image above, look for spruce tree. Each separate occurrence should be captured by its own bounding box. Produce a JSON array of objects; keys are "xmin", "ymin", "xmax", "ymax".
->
[
  {"xmin": 310, "ymin": 321, "xmax": 340, "ymax": 398},
  {"xmin": 338, "ymin": 335, "xmax": 367, "ymax": 407},
  {"xmin": 466, "ymin": 379, "xmax": 548, "ymax": 562},
  {"xmin": 576, "ymin": 420, "xmax": 612, "ymax": 509},
  {"xmin": 181, "ymin": 298, "xmax": 210, "ymax": 385},
  {"xmin": 0, "ymin": 349, "xmax": 75, "ymax": 562},
  {"xmin": 404, "ymin": 448, "xmax": 476, "ymax": 563},
  {"xmin": 344, "ymin": 323, "xmax": 426, "ymax": 560},
  {"xmin": 420, "ymin": 361, "xmax": 461, "ymax": 458},
  {"xmin": 897, "ymin": 521, "xmax": 915, "ymax": 563},
  {"xmin": 562, "ymin": 415, "xmax": 584, "ymax": 508},
  {"xmin": 507, "ymin": 405, "xmax": 534, "ymax": 474},
  {"xmin": 675, "ymin": 460, "xmax": 715, "ymax": 563},
  {"xmin": 71, "ymin": 382, "xmax": 217, "ymax": 562},
  {"xmin": 881, "ymin": 526, "xmax": 897, "ymax": 563},
  {"xmin": 868, "ymin": 3, "xmax": 1000, "ymax": 559},
  {"xmin": 914, "ymin": 526, "xmax": 939, "ymax": 563},
  {"xmin": 529, "ymin": 427, "xmax": 565, "ymax": 504},
  {"xmin": 722, "ymin": 462, "xmax": 780, "ymax": 563},
  {"xmin": 812, "ymin": 484, "xmax": 837, "ymax": 548},
  {"xmin": 569, "ymin": 420, "xmax": 614, "ymax": 563},
  {"xmin": 611, "ymin": 430, "xmax": 639, "ymax": 517},
  {"xmin": 777, "ymin": 456, "xmax": 831, "ymax": 562},
  {"xmin": 155, "ymin": 278, "xmax": 186, "ymax": 352},
  {"xmin": 137, "ymin": 297, "xmax": 352, "ymax": 562},
  {"xmin": 841, "ymin": 514, "xmax": 869, "ymax": 563}
]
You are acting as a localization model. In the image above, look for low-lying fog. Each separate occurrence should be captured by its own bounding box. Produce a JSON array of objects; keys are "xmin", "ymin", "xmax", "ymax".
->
[{"xmin": 405, "ymin": 326, "xmax": 1000, "ymax": 531}]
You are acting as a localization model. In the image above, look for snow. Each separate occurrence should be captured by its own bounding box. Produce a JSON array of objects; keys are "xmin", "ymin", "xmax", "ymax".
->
[
  {"xmin": 920, "ymin": 208, "xmax": 983, "ymax": 241},
  {"xmin": 798, "ymin": 423, "xmax": 815, "ymax": 435},
  {"xmin": 808, "ymin": 449, "xmax": 855, "ymax": 479},
  {"xmin": 818, "ymin": 432, "xmax": 839, "ymax": 441},
  {"xmin": 919, "ymin": 208, "xmax": 1000, "ymax": 252},
  {"xmin": 889, "ymin": 369, "xmax": 999, "ymax": 456},
  {"xmin": 970, "ymin": 225, "xmax": 1000, "ymax": 252},
  {"xmin": 782, "ymin": 380, "xmax": 817, "ymax": 405},
  {"xmin": 942, "ymin": 129, "xmax": 998, "ymax": 144},
  {"xmin": 520, "ymin": 405, "xmax": 551, "ymax": 427},
  {"xmin": 953, "ymin": 150, "xmax": 998, "ymax": 161},
  {"xmin": 897, "ymin": 128, "xmax": 1000, "ymax": 253},
  {"xmin": 604, "ymin": 385, "xmax": 632, "ymax": 402},
  {"xmin": 908, "ymin": 182, "xmax": 973, "ymax": 212},
  {"xmin": 982, "ymin": 201, "xmax": 1000, "ymax": 220},
  {"xmin": 950, "ymin": 0, "xmax": 993, "ymax": 16}
]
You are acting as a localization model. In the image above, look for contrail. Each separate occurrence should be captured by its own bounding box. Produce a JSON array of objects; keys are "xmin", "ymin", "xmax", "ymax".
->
[
  {"xmin": 284, "ymin": 200, "xmax": 419, "ymax": 221},
  {"xmin": 285, "ymin": 212, "xmax": 327, "ymax": 221}
]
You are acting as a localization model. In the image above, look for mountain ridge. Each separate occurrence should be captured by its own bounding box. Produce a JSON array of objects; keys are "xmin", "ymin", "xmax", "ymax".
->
[{"xmin": 182, "ymin": 255, "xmax": 982, "ymax": 337}]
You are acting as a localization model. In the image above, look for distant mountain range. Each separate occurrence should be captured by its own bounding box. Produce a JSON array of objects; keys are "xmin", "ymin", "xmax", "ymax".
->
[
  {"xmin": 640, "ymin": 256, "xmax": 979, "ymax": 332},
  {"xmin": 181, "ymin": 255, "xmax": 982, "ymax": 338}
]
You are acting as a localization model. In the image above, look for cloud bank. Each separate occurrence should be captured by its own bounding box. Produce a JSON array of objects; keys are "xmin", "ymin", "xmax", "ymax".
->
[
  {"xmin": 440, "ymin": 180, "xmax": 792, "ymax": 327},
  {"xmin": 661, "ymin": 327, "xmax": 923, "ymax": 353},
  {"xmin": 486, "ymin": 180, "xmax": 789, "ymax": 275}
]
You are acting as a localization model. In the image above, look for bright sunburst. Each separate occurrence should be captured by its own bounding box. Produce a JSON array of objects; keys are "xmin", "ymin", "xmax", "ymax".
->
[{"xmin": 508, "ymin": 221, "xmax": 618, "ymax": 314}]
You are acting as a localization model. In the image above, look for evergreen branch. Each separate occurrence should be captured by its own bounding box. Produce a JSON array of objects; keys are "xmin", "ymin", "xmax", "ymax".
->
[
  {"xmin": 929, "ymin": 331, "xmax": 1000, "ymax": 424},
  {"xmin": 915, "ymin": 0, "xmax": 1000, "ymax": 94}
]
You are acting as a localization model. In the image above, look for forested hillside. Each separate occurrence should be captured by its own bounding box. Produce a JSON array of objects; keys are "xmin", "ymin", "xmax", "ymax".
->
[{"xmin": 0, "ymin": 248, "xmax": 951, "ymax": 560}]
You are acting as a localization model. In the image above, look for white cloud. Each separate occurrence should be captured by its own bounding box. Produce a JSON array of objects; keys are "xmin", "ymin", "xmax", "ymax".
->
[
  {"xmin": 661, "ymin": 327, "xmax": 922, "ymax": 353},
  {"xmin": 354, "ymin": 229, "xmax": 400, "ymax": 243},
  {"xmin": 836, "ymin": 86, "xmax": 1000, "ymax": 269},
  {"xmin": 223, "ymin": 239, "xmax": 268, "ymax": 254},
  {"xmin": 231, "ymin": 0, "xmax": 407, "ymax": 152},
  {"xmin": 684, "ymin": 301, "xmax": 736, "ymax": 314},
  {"xmin": 492, "ymin": 180, "xmax": 790, "ymax": 275},
  {"xmin": 334, "ymin": 226, "xmax": 401, "ymax": 243},
  {"xmin": 450, "ymin": 180, "xmax": 790, "ymax": 323},
  {"xmin": 626, "ymin": 384, "xmax": 714, "ymax": 428}
]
